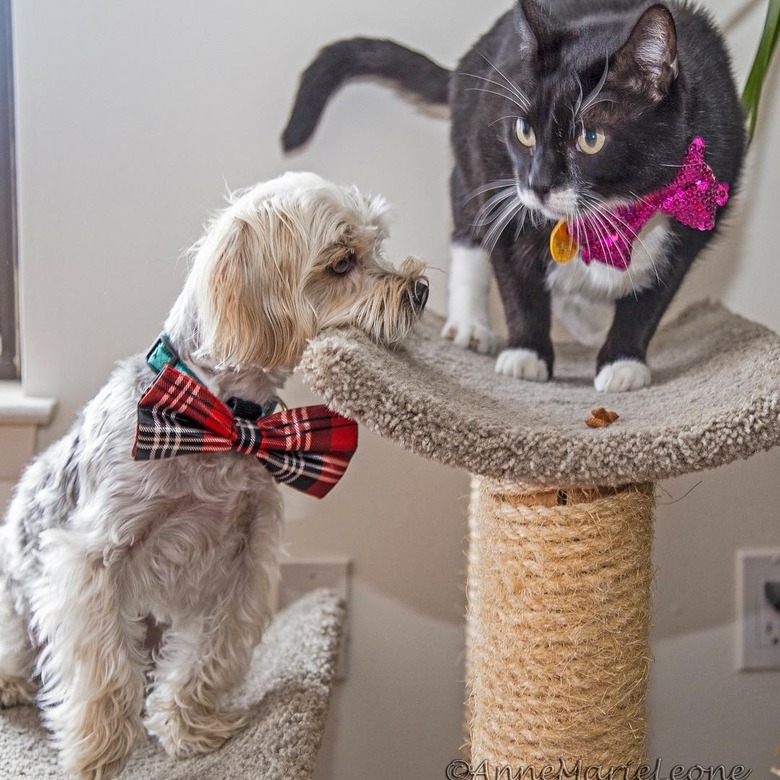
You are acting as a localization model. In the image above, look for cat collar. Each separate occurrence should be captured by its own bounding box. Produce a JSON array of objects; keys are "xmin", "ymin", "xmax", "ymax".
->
[{"xmin": 549, "ymin": 137, "xmax": 730, "ymax": 270}]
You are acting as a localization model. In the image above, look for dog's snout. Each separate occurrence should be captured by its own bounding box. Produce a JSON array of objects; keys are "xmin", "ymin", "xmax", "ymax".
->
[{"xmin": 410, "ymin": 279, "xmax": 429, "ymax": 311}]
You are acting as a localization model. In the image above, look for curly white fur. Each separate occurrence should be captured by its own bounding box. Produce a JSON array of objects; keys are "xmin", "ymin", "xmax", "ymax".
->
[{"xmin": 0, "ymin": 172, "xmax": 427, "ymax": 779}]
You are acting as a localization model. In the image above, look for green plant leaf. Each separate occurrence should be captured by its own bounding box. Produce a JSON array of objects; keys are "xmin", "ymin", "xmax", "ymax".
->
[{"xmin": 743, "ymin": 0, "xmax": 780, "ymax": 143}]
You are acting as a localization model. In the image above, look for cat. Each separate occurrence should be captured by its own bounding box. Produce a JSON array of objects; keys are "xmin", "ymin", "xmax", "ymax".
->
[{"xmin": 282, "ymin": 0, "xmax": 745, "ymax": 392}]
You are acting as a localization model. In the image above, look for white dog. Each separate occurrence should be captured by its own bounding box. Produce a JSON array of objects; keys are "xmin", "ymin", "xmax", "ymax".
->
[{"xmin": 0, "ymin": 172, "xmax": 428, "ymax": 779}]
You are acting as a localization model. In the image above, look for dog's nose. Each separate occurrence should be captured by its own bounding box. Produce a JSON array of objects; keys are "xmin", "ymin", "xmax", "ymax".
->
[{"xmin": 410, "ymin": 279, "xmax": 429, "ymax": 311}]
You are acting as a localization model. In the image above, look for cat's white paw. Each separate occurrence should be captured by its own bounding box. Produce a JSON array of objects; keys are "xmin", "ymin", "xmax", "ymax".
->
[
  {"xmin": 594, "ymin": 360, "xmax": 651, "ymax": 392},
  {"xmin": 441, "ymin": 318, "xmax": 496, "ymax": 354},
  {"xmin": 495, "ymin": 348, "xmax": 549, "ymax": 381}
]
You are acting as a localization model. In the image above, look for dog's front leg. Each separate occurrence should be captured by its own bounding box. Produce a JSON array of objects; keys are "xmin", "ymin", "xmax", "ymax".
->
[
  {"xmin": 143, "ymin": 616, "xmax": 254, "ymax": 757},
  {"xmin": 0, "ymin": 569, "xmax": 36, "ymax": 707},
  {"xmin": 34, "ymin": 528, "xmax": 147, "ymax": 780},
  {"xmin": 144, "ymin": 547, "xmax": 277, "ymax": 757}
]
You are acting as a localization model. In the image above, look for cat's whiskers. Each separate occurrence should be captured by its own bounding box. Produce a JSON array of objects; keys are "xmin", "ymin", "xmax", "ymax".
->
[
  {"xmin": 476, "ymin": 179, "xmax": 555, "ymax": 234},
  {"xmin": 489, "ymin": 114, "xmax": 524, "ymax": 128},
  {"xmin": 580, "ymin": 195, "xmax": 666, "ymax": 295},
  {"xmin": 482, "ymin": 196, "xmax": 526, "ymax": 254},
  {"xmin": 568, "ymin": 205, "xmax": 583, "ymax": 253},
  {"xmin": 572, "ymin": 73, "xmax": 585, "ymax": 121},
  {"xmin": 623, "ymin": 190, "xmax": 670, "ymax": 285},
  {"xmin": 530, "ymin": 209, "xmax": 548, "ymax": 230},
  {"xmin": 468, "ymin": 180, "xmax": 526, "ymax": 245},
  {"xmin": 514, "ymin": 208, "xmax": 528, "ymax": 240},
  {"xmin": 577, "ymin": 58, "xmax": 615, "ymax": 119},
  {"xmin": 578, "ymin": 210, "xmax": 611, "ymax": 268},
  {"xmin": 465, "ymin": 85, "xmax": 529, "ymax": 113},
  {"xmin": 464, "ymin": 179, "xmax": 520, "ymax": 203},
  {"xmin": 558, "ymin": 201, "xmax": 584, "ymax": 261},
  {"xmin": 460, "ymin": 72, "xmax": 529, "ymax": 111},
  {"xmin": 583, "ymin": 205, "xmax": 642, "ymax": 297},
  {"xmin": 575, "ymin": 196, "xmax": 633, "ymax": 287},
  {"xmin": 475, "ymin": 53, "xmax": 531, "ymax": 111},
  {"xmin": 473, "ymin": 186, "xmax": 519, "ymax": 229},
  {"xmin": 461, "ymin": 64, "xmax": 532, "ymax": 114},
  {"xmin": 597, "ymin": 206, "xmax": 663, "ymax": 286},
  {"xmin": 568, "ymin": 103, "xmax": 578, "ymax": 139}
]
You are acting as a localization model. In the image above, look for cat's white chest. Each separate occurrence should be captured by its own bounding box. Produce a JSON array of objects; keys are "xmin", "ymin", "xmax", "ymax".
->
[
  {"xmin": 547, "ymin": 214, "xmax": 673, "ymax": 345},
  {"xmin": 547, "ymin": 213, "xmax": 672, "ymax": 301}
]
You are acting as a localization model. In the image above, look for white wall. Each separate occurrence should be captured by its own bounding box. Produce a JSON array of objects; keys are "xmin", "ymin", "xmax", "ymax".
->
[{"xmin": 10, "ymin": 0, "xmax": 779, "ymax": 777}]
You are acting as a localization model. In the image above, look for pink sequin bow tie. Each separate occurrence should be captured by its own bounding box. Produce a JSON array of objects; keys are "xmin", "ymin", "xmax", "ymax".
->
[{"xmin": 569, "ymin": 137, "xmax": 729, "ymax": 271}]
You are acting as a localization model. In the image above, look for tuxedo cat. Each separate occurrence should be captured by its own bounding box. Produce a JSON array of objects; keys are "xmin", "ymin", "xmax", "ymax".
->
[{"xmin": 283, "ymin": 0, "xmax": 745, "ymax": 391}]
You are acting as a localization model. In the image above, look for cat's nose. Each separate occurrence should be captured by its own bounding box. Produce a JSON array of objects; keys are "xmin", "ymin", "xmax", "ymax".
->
[
  {"xmin": 528, "ymin": 171, "xmax": 553, "ymax": 200},
  {"xmin": 528, "ymin": 148, "xmax": 556, "ymax": 200}
]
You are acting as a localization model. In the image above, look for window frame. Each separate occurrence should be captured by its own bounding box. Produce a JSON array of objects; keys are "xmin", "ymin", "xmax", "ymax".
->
[{"xmin": 0, "ymin": 0, "xmax": 17, "ymax": 380}]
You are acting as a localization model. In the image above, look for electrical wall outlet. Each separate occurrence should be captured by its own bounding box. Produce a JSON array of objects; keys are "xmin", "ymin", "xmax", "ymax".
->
[
  {"xmin": 737, "ymin": 549, "xmax": 780, "ymax": 670},
  {"xmin": 278, "ymin": 558, "xmax": 351, "ymax": 680}
]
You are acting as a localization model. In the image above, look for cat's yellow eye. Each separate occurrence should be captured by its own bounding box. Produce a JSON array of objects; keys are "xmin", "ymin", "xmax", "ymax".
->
[
  {"xmin": 577, "ymin": 127, "xmax": 606, "ymax": 154},
  {"xmin": 515, "ymin": 118, "xmax": 536, "ymax": 148}
]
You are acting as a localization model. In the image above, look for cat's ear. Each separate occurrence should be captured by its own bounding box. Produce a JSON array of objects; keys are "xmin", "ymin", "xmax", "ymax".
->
[
  {"xmin": 516, "ymin": 0, "xmax": 552, "ymax": 51},
  {"xmin": 613, "ymin": 4, "xmax": 679, "ymax": 100}
]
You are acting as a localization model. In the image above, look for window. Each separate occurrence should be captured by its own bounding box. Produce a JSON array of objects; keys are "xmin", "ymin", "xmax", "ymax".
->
[{"xmin": 0, "ymin": 0, "xmax": 16, "ymax": 380}]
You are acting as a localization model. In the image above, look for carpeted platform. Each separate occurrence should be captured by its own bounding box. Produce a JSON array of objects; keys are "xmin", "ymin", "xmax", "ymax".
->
[
  {"xmin": 0, "ymin": 589, "xmax": 345, "ymax": 780},
  {"xmin": 299, "ymin": 301, "xmax": 780, "ymax": 487}
]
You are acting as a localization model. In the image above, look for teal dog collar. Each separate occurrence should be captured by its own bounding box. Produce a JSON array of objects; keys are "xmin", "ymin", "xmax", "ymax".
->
[{"xmin": 145, "ymin": 334, "xmax": 280, "ymax": 417}]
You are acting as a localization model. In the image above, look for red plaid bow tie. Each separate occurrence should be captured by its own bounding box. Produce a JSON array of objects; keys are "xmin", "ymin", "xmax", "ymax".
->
[{"xmin": 132, "ymin": 364, "xmax": 358, "ymax": 499}]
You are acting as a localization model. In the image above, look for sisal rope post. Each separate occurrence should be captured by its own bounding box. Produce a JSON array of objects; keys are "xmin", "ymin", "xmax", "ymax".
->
[{"xmin": 466, "ymin": 479, "xmax": 655, "ymax": 770}]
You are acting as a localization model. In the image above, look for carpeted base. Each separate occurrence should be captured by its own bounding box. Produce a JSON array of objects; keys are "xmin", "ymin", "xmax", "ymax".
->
[{"xmin": 0, "ymin": 589, "xmax": 345, "ymax": 780}]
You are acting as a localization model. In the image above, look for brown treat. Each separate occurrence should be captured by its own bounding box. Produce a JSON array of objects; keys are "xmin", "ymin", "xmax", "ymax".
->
[
  {"xmin": 586, "ymin": 416, "xmax": 608, "ymax": 428},
  {"xmin": 591, "ymin": 407, "xmax": 620, "ymax": 423}
]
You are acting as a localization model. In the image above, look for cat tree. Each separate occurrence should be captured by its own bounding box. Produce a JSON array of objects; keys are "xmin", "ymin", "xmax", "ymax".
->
[{"xmin": 300, "ymin": 301, "xmax": 780, "ymax": 770}]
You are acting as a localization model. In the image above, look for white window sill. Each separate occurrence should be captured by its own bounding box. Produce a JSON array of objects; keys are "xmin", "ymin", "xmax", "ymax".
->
[
  {"xmin": 0, "ymin": 381, "xmax": 56, "ymax": 487},
  {"xmin": 0, "ymin": 381, "xmax": 56, "ymax": 426}
]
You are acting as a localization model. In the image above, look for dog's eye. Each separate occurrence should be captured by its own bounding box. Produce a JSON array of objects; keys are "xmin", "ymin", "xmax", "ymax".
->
[{"xmin": 330, "ymin": 252, "xmax": 356, "ymax": 275}]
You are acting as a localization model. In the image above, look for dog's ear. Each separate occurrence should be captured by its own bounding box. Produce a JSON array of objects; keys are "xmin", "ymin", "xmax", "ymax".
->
[{"xmin": 199, "ymin": 211, "xmax": 312, "ymax": 370}]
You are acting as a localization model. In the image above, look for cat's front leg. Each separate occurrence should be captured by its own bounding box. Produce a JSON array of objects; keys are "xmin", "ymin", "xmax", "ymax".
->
[
  {"xmin": 441, "ymin": 243, "xmax": 497, "ymax": 354},
  {"xmin": 491, "ymin": 230, "xmax": 554, "ymax": 381},
  {"xmin": 596, "ymin": 229, "xmax": 706, "ymax": 391},
  {"xmin": 596, "ymin": 294, "xmax": 660, "ymax": 392}
]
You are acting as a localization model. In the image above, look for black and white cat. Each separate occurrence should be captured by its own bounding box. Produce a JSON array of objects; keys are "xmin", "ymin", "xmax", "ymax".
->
[{"xmin": 282, "ymin": 0, "xmax": 745, "ymax": 391}]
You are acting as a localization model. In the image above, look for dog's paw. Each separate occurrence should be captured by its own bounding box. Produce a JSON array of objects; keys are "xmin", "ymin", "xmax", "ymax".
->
[
  {"xmin": 60, "ymin": 701, "xmax": 141, "ymax": 780},
  {"xmin": 69, "ymin": 755, "xmax": 130, "ymax": 780},
  {"xmin": 441, "ymin": 318, "xmax": 496, "ymax": 354},
  {"xmin": 0, "ymin": 676, "xmax": 36, "ymax": 708},
  {"xmin": 146, "ymin": 705, "xmax": 250, "ymax": 758},
  {"xmin": 594, "ymin": 360, "xmax": 651, "ymax": 392},
  {"xmin": 495, "ymin": 348, "xmax": 550, "ymax": 382}
]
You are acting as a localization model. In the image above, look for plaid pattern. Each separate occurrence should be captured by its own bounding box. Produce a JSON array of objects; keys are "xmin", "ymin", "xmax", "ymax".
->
[{"xmin": 133, "ymin": 364, "xmax": 358, "ymax": 499}]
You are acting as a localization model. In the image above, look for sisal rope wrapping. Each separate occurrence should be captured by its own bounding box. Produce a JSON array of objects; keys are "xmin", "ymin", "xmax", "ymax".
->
[{"xmin": 466, "ymin": 479, "xmax": 655, "ymax": 770}]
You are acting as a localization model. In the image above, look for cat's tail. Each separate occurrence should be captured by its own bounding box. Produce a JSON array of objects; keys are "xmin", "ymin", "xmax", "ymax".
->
[{"xmin": 282, "ymin": 38, "xmax": 451, "ymax": 152}]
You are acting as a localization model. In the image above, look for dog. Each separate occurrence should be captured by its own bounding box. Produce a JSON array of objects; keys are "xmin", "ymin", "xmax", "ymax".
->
[{"xmin": 0, "ymin": 171, "xmax": 428, "ymax": 779}]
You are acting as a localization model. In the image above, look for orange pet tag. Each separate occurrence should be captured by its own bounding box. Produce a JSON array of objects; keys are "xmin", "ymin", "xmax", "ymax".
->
[{"xmin": 550, "ymin": 220, "xmax": 578, "ymax": 264}]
